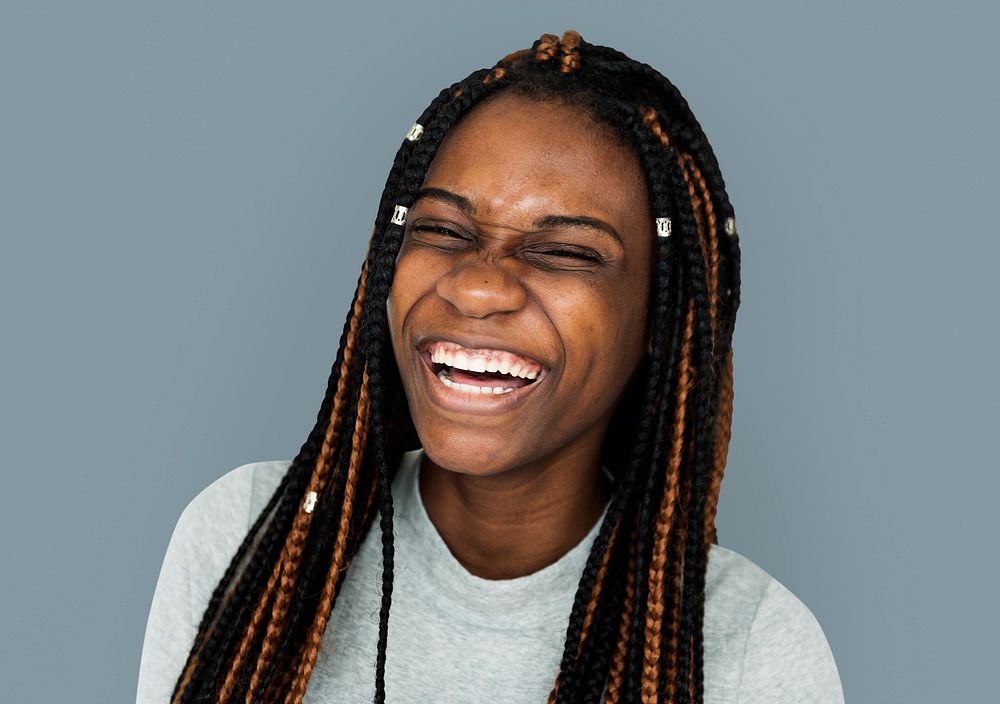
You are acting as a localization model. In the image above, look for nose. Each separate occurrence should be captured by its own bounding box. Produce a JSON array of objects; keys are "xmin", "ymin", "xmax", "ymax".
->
[{"xmin": 435, "ymin": 259, "xmax": 528, "ymax": 319}]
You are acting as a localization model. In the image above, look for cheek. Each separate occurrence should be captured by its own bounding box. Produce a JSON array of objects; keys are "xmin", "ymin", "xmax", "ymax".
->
[
  {"xmin": 389, "ymin": 247, "xmax": 419, "ymax": 305},
  {"xmin": 386, "ymin": 254, "xmax": 416, "ymax": 348},
  {"xmin": 387, "ymin": 248, "xmax": 439, "ymax": 334},
  {"xmin": 550, "ymin": 286, "xmax": 618, "ymax": 376},
  {"xmin": 553, "ymin": 279, "xmax": 647, "ymax": 385}
]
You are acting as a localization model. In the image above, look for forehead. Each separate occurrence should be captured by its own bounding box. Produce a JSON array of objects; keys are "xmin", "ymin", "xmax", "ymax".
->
[{"xmin": 418, "ymin": 94, "xmax": 649, "ymax": 228}]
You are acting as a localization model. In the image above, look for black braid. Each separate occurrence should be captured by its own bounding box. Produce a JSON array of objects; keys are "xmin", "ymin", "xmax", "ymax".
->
[
  {"xmin": 586, "ymin": 44, "xmax": 742, "ymax": 329},
  {"xmin": 676, "ymin": 217, "xmax": 727, "ymax": 704},
  {"xmin": 250, "ymin": 385, "xmax": 367, "ymax": 703},
  {"xmin": 360, "ymin": 68, "xmax": 506, "ymax": 704},
  {"xmin": 174, "ymin": 356, "xmax": 344, "ymax": 702},
  {"xmin": 667, "ymin": 151, "xmax": 720, "ymax": 704},
  {"xmin": 554, "ymin": 99, "xmax": 685, "ymax": 701},
  {"xmin": 616, "ymin": 104, "xmax": 702, "ymax": 701},
  {"xmin": 249, "ymin": 79, "xmax": 468, "ymax": 702},
  {"xmin": 572, "ymin": 531, "xmax": 633, "ymax": 704}
]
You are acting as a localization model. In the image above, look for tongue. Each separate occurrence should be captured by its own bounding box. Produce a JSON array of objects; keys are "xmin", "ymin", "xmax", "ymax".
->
[{"xmin": 448, "ymin": 367, "xmax": 532, "ymax": 389}]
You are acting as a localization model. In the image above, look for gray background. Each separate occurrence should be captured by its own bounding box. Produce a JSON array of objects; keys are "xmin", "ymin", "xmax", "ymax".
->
[{"xmin": 2, "ymin": 1, "xmax": 996, "ymax": 702}]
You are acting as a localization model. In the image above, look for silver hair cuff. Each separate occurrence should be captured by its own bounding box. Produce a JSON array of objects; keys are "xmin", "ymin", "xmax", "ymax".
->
[
  {"xmin": 303, "ymin": 491, "xmax": 318, "ymax": 514},
  {"xmin": 656, "ymin": 217, "xmax": 672, "ymax": 238},
  {"xmin": 391, "ymin": 204, "xmax": 408, "ymax": 226},
  {"xmin": 405, "ymin": 123, "xmax": 424, "ymax": 141},
  {"xmin": 724, "ymin": 216, "xmax": 738, "ymax": 236}
]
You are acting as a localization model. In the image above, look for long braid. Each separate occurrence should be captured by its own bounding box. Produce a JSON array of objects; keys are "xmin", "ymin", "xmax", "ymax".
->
[
  {"xmin": 354, "ymin": 66, "xmax": 512, "ymax": 704},
  {"xmin": 642, "ymin": 298, "xmax": 697, "ymax": 703},
  {"xmin": 170, "ymin": 30, "xmax": 741, "ymax": 704},
  {"xmin": 259, "ymin": 79, "xmax": 470, "ymax": 702},
  {"xmin": 673, "ymin": 187, "xmax": 722, "ymax": 704},
  {"xmin": 251, "ymin": 358, "xmax": 379, "ymax": 702},
  {"xmin": 659, "ymin": 114, "xmax": 729, "ymax": 704},
  {"xmin": 216, "ymin": 257, "xmax": 370, "ymax": 703},
  {"xmin": 632, "ymin": 105, "xmax": 696, "ymax": 703},
  {"xmin": 172, "ymin": 256, "xmax": 369, "ymax": 703},
  {"xmin": 554, "ymin": 240, "xmax": 677, "ymax": 704},
  {"xmin": 286, "ymin": 363, "xmax": 372, "ymax": 701},
  {"xmin": 274, "ymin": 71, "xmax": 474, "ymax": 702},
  {"xmin": 576, "ymin": 517, "xmax": 623, "ymax": 659},
  {"xmin": 548, "ymin": 513, "xmax": 623, "ymax": 704},
  {"xmin": 170, "ymin": 71, "xmax": 454, "ymax": 703},
  {"xmin": 231, "ymin": 251, "xmax": 375, "ymax": 702},
  {"xmin": 672, "ymin": 152, "xmax": 719, "ymax": 702},
  {"xmin": 617, "ymin": 98, "xmax": 702, "ymax": 703},
  {"xmin": 673, "ymin": 129, "xmax": 741, "ymax": 704},
  {"xmin": 680, "ymin": 156, "xmax": 732, "ymax": 549},
  {"xmin": 574, "ymin": 522, "xmax": 634, "ymax": 704},
  {"xmin": 705, "ymin": 348, "xmax": 734, "ymax": 546},
  {"xmin": 604, "ymin": 527, "xmax": 638, "ymax": 704}
]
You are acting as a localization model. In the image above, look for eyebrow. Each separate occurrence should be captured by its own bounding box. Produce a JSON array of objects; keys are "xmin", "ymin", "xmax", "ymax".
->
[{"xmin": 414, "ymin": 187, "xmax": 624, "ymax": 247}]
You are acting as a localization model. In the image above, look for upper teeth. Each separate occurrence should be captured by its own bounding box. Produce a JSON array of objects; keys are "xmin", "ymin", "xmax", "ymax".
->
[{"xmin": 428, "ymin": 342, "xmax": 541, "ymax": 380}]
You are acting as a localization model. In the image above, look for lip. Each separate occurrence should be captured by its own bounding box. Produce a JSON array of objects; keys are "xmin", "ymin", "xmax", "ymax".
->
[{"xmin": 413, "ymin": 334, "xmax": 550, "ymax": 417}]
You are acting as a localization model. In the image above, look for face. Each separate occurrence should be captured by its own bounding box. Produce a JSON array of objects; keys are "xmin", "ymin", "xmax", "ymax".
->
[{"xmin": 386, "ymin": 92, "xmax": 654, "ymax": 477}]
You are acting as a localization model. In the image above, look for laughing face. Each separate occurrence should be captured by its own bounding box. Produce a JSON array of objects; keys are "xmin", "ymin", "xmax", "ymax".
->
[{"xmin": 386, "ymin": 92, "xmax": 654, "ymax": 478}]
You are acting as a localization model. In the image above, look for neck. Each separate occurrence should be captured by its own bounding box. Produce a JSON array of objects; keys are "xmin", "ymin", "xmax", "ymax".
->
[{"xmin": 418, "ymin": 442, "xmax": 612, "ymax": 580}]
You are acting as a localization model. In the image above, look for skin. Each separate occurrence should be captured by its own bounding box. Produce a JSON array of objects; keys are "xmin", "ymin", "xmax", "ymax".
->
[{"xmin": 386, "ymin": 92, "xmax": 654, "ymax": 579}]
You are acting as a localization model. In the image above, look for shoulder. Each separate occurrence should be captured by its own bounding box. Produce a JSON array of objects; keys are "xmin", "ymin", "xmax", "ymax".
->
[
  {"xmin": 705, "ymin": 544, "xmax": 845, "ymax": 704},
  {"xmin": 152, "ymin": 457, "xmax": 292, "ymax": 607},
  {"xmin": 179, "ymin": 459, "xmax": 290, "ymax": 525},
  {"xmin": 137, "ymin": 459, "xmax": 292, "ymax": 703},
  {"xmin": 168, "ymin": 458, "xmax": 291, "ymax": 603}
]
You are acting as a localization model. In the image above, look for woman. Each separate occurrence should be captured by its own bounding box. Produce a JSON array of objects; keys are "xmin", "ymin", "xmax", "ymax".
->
[{"xmin": 137, "ymin": 30, "xmax": 845, "ymax": 704}]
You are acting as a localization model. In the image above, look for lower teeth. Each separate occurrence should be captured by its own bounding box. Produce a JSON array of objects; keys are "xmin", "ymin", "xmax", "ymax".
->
[{"xmin": 437, "ymin": 370, "xmax": 515, "ymax": 395}]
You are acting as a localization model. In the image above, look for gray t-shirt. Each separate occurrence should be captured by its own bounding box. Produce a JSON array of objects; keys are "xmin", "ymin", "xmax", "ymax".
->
[{"xmin": 137, "ymin": 449, "xmax": 845, "ymax": 703}]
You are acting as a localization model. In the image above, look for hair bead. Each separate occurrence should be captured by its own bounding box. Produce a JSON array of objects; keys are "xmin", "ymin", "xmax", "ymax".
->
[
  {"xmin": 723, "ymin": 216, "xmax": 737, "ymax": 236},
  {"xmin": 391, "ymin": 204, "xmax": 408, "ymax": 226},
  {"xmin": 656, "ymin": 217, "xmax": 672, "ymax": 238},
  {"xmin": 302, "ymin": 491, "xmax": 318, "ymax": 514},
  {"xmin": 404, "ymin": 123, "xmax": 423, "ymax": 142}
]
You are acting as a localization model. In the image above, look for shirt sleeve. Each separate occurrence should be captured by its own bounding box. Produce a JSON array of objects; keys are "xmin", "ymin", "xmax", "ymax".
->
[
  {"xmin": 135, "ymin": 464, "xmax": 259, "ymax": 704},
  {"xmin": 735, "ymin": 578, "xmax": 845, "ymax": 704}
]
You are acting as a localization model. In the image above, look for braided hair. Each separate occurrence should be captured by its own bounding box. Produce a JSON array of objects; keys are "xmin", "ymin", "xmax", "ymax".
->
[{"xmin": 169, "ymin": 29, "xmax": 742, "ymax": 704}]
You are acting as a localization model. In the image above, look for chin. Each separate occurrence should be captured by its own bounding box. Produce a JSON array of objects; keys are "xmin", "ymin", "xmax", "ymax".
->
[{"xmin": 417, "ymin": 426, "xmax": 538, "ymax": 477}]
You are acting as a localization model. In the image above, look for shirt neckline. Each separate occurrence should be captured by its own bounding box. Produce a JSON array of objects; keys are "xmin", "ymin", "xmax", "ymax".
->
[{"xmin": 393, "ymin": 448, "xmax": 612, "ymax": 628}]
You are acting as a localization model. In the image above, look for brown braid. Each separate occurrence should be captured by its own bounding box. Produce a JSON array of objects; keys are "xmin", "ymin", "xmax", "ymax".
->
[
  {"xmin": 535, "ymin": 33, "xmax": 560, "ymax": 61},
  {"xmin": 213, "ymin": 260, "xmax": 370, "ymax": 703},
  {"xmin": 171, "ymin": 654, "xmax": 198, "ymax": 704},
  {"xmin": 577, "ymin": 515, "xmax": 622, "ymax": 655},
  {"xmin": 483, "ymin": 66, "xmax": 506, "ymax": 85},
  {"xmin": 559, "ymin": 30, "xmax": 582, "ymax": 73},
  {"xmin": 641, "ymin": 300, "xmax": 696, "ymax": 703},
  {"xmin": 640, "ymin": 105, "xmax": 672, "ymax": 148},
  {"xmin": 705, "ymin": 349, "xmax": 734, "ymax": 546},
  {"xmin": 679, "ymin": 154, "xmax": 719, "ymax": 340},
  {"xmin": 286, "ymin": 364, "xmax": 373, "ymax": 702},
  {"xmin": 677, "ymin": 153, "xmax": 729, "ymax": 549},
  {"xmin": 668, "ymin": 443, "xmax": 696, "ymax": 703},
  {"xmin": 546, "ymin": 514, "xmax": 624, "ymax": 704}
]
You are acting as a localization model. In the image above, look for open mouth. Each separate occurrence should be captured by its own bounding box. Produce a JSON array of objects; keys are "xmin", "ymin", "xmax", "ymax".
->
[{"xmin": 420, "ymin": 339, "xmax": 545, "ymax": 397}]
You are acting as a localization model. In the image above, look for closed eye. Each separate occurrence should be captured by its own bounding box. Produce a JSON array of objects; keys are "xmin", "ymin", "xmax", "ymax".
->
[
  {"xmin": 523, "ymin": 243, "xmax": 607, "ymax": 265},
  {"xmin": 413, "ymin": 225, "xmax": 464, "ymax": 238},
  {"xmin": 410, "ymin": 225, "xmax": 606, "ymax": 266},
  {"xmin": 539, "ymin": 249, "xmax": 603, "ymax": 262}
]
